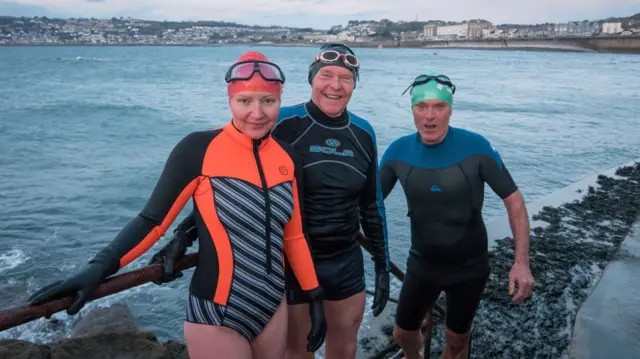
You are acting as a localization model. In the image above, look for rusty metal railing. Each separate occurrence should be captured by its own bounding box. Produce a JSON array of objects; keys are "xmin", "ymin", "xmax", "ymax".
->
[{"xmin": 0, "ymin": 254, "xmax": 199, "ymax": 331}]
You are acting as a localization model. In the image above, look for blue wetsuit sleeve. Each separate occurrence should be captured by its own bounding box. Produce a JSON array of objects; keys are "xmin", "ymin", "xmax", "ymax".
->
[
  {"xmin": 379, "ymin": 145, "xmax": 398, "ymax": 199},
  {"xmin": 358, "ymin": 133, "xmax": 390, "ymax": 273},
  {"xmin": 479, "ymin": 142, "xmax": 518, "ymax": 199}
]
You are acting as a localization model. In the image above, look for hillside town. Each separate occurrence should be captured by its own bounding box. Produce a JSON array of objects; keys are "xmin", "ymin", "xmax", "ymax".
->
[{"xmin": 0, "ymin": 14, "xmax": 639, "ymax": 46}]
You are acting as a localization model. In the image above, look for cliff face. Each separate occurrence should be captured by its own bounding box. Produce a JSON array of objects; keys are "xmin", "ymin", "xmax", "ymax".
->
[{"xmin": 0, "ymin": 304, "xmax": 189, "ymax": 359}]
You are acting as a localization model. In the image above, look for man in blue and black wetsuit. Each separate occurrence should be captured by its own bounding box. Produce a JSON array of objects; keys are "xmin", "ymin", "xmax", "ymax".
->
[
  {"xmin": 381, "ymin": 73, "xmax": 534, "ymax": 359},
  {"xmin": 274, "ymin": 43, "xmax": 390, "ymax": 359},
  {"xmin": 149, "ymin": 43, "xmax": 390, "ymax": 359}
]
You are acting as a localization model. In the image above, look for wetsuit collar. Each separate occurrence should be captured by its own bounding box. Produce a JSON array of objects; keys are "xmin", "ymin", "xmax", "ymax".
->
[
  {"xmin": 416, "ymin": 125, "xmax": 451, "ymax": 148},
  {"xmin": 226, "ymin": 120, "xmax": 270, "ymax": 150},
  {"xmin": 305, "ymin": 100, "xmax": 349, "ymax": 128}
]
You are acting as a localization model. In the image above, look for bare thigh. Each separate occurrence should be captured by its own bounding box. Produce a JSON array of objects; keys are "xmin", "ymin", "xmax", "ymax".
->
[
  {"xmin": 323, "ymin": 290, "xmax": 366, "ymax": 359},
  {"xmin": 251, "ymin": 298, "xmax": 289, "ymax": 359},
  {"xmin": 184, "ymin": 321, "xmax": 251, "ymax": 359},
  {"xmin": 285, "ymin": 302, "xmax": 314, "ymax": 359}
]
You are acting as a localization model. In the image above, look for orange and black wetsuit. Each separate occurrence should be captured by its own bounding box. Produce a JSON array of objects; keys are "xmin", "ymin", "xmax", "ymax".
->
[{"xmin": 94, "ymin": 122, "xmax": 319, "ymax": 340}]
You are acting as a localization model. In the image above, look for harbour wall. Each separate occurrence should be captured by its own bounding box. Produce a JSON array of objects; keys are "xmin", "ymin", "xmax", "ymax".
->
[
  {"xmin": 4, "ymin": 36, "xmax": 640, "ymax": 54},
  {"xmin": 383, "ymin": 35, "xmax": 640, "ymax": 53}
]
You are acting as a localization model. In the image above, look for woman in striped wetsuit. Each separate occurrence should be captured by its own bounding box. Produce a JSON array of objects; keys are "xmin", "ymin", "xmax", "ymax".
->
[{"xmin": 27, "ymin": 52, "xmax": 327, "ymax": 359}]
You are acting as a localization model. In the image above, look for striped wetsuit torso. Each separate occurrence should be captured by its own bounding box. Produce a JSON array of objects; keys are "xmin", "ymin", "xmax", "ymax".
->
[{"xmin": 96, "ymin": 122, "xmax": 319, "ymax": 340}]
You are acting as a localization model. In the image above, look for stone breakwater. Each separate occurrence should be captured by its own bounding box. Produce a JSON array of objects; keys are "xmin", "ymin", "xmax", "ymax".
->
[
  {"xmin": 403, "ymin": 36, "xmax": 640, "ymax": 54},
  {"xmin": 358, "ymin": 161, "xmax": 640, "ymax": 358},
  {"xmin": 361, "ymin": 36, "xmax": 640, "ymax": 54},
  {"xmin": 469, "ymin": 162, "xmax": 640, "ymax": 359}
]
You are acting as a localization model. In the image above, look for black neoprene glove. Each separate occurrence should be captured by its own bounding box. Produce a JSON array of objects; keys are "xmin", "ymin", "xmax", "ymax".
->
[
  {"xmin": 371, "ymin": 266, "xmax": 390, "ymax": 317},
  {"xmin": 305, "ymin": 287, "xmax": 327, "ymax": 352},
  {"xmin": 148, "ymin": 226, "xmax": 197, "ymax": 285},
  {"xmin": 27, "ymin": 248, "xmax": 120, "ymax": 315}
]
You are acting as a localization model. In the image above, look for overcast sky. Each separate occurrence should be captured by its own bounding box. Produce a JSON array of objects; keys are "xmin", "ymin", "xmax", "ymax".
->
[{"xmin": 1, "ymin": 0, "xmax": 639, "ymax": 29}]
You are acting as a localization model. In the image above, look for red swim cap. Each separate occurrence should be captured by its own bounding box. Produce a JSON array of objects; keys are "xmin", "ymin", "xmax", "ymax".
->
[{"xmin": 227, "ymin": 51, "xmax": 283, "ymax": 99}]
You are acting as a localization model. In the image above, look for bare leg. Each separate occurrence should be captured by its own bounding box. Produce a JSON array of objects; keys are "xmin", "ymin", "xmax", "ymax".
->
[
  {"xmin": 184, "ymin": 321, "xmax": 252, "ymax": 359},
  {"xmin": 285, "ymin": 302, "xmax": 314, "ymax": 359},
  {"xmin": 251, "ymin": 298, "xmax": 289, "ymax": 359},
  {"xmin": 393, "ymin": 325, "xmax": 424, "ymax": 359},
  {"xmin": 440, "ymin": 327, "xmax": 471, "ymax": 359},
  {"xmin": 323, "ymin": 290, "xmax": 366, "ymax": 359}
]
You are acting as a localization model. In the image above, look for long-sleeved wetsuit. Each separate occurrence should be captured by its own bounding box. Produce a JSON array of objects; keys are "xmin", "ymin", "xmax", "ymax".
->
[
  {"xmin": 380, "ymin": 126, "xmax": 518, "ymax": 333},
  {"xmin": 275, "ymin": 100, "xmax": 390, "ymax": 302},
  {"xmin": 175, "ymin": 101, "xmax": 390, "ymax": 302},
  {"xmin": 95, "ymin": 122, "xmax": 319, "ymax": 340}
]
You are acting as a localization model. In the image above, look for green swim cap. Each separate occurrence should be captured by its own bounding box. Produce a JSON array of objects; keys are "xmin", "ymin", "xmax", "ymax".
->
[{"xmin": 409, "ymin": 72, "xmax": 454, "ymax": 107}]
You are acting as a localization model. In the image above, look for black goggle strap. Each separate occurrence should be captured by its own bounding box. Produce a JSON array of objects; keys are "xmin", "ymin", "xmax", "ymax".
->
[
  {"xmin": 401, "ymin": 75, "xmax": 456, "ymax": 95},
  {"xmin": 319, "ymin": 42, "xmax": 356, "ymax": 55}
]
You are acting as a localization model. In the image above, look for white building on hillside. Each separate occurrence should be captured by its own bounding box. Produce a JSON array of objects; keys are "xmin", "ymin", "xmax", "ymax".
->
[
  {"xmin": 423, "ymin": 25, "xmax": 437, "ymax": 39},
  {"xmin": 436, "ymin": 23, "xmax": 468, "ymax": 39},
  {"xmin": 601, "ymin": 22, "xmax": 623, "ymax": 34}
]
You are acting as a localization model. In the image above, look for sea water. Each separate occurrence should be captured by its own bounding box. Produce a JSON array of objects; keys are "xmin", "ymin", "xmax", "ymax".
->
[{"xmin": 1, "ymin": 45, "xmax": 639, "ymax": 356}]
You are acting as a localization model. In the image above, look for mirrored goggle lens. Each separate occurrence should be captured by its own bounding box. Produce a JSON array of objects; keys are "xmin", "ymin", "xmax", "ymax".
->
[
  {"xmin": 229, "ymin": 62, "xmax": 284, "ymax": 82},
  {"xmin": 320, "ymin": 51, "xmax": 339, "ymax": 61},
  {"xmin": 343, "ymin": 54, "xmax": 359, "ymax": 67}
]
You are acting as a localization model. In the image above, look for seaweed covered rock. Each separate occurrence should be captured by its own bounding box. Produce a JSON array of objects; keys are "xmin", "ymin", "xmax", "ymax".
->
[
  {"xmin": 0, "ymin": 304, "xmax": 190, "ymax": 359},
  {"xmin": 70, "ymin": 304, "xmax": 138, "ymax": 338},
  {"xmin": 449, "ymin": 162, "xmax": 640, "ymax": 358}
]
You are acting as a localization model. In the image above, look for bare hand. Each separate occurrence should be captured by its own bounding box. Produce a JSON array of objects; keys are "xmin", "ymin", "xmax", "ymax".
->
[{"xmin": 509, "ymin": 262, "xmax": 534, "ymax": 303}]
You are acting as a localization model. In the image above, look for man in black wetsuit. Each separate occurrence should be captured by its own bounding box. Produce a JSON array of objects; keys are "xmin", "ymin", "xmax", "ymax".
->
[
  {"xmin": 380, "ymin": 73, "xmax": 534, "ymax": 359},
  {"xmin": 150, "ymin": 43, "xmax": 390, "ymax": 359}
]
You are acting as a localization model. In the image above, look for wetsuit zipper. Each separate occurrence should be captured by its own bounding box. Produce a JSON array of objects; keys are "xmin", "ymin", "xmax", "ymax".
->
[{"xmin": 253, "ymin": 139, "xmax": 272, "ymax": 275}]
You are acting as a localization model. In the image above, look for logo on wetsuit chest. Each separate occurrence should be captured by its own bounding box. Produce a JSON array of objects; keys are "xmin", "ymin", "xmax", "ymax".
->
[
  {"xmin": 309, "ymin": 138, "xmax": 354, "ymax": 157},
  {"xmin": 430, "ymin": 185, "xmax": 443, "ymax": 192}
]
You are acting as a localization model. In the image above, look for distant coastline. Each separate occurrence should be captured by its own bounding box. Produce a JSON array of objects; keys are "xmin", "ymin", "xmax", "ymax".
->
[{"xmin": 3, "ymin": 35, "xmax": 640, "ymax": 54}]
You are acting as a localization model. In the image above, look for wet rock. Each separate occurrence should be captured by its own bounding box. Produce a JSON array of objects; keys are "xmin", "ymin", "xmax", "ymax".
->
[
  {"xmin": 0, "ymin": 339, "xmax": 50, "ymax": 359},
  {"xmin": 0, "ymin": 304, "xmax": 188, "ymax": 359},
  {"xmin": 71, "ymin": 303, "xmax": 138, "ymax": 338},
  {"xmin": 163, "ymin": 340, "xmax": 189, "ymax": 359},
  {"xmin": 50, "ymin": 332, "xmax": 170, "ymax": 359},
  {"xmin": 452, "ymin": 162, "xmax": 640, "ymax": 359}
]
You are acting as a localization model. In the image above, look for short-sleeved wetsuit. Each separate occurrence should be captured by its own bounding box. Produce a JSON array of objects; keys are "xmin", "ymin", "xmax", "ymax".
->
[
  {"xmin": 379, "ymin": 126, "xmax": 518, "ymax": 333},
  {"xmin": 96, "ymin": 122, "xmax": 319, "ymax": 340},
  {"xmin": 274, "ymin": 100, "xmax": 390, "ymax": 303}
]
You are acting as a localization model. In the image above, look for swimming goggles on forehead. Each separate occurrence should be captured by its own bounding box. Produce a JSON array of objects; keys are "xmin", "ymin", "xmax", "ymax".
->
[
  {"xmin": 315, "ymin": 50, "xmax": 360, "ymax": 69},
  {"xmin": 225, "ymin": 60, "xmax": 286, "ymax": 83},
  {"xmin": 401, "ymin": 74, "xmax": 456, "ymax": 95}
]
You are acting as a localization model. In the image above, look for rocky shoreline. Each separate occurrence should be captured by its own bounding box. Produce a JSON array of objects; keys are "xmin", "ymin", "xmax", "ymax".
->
[
  {"xmin": 0, "ymin": 304, "xmax": 188, "ymax": 359},
  {"xmin": 2, "ymin": 161, "xmax": 639, "ymax": 359}
]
